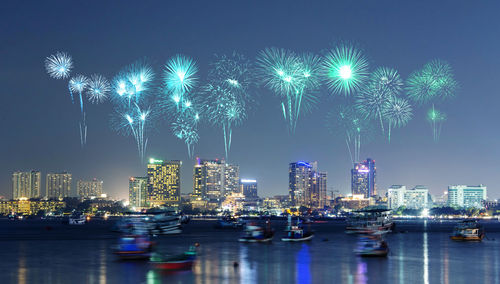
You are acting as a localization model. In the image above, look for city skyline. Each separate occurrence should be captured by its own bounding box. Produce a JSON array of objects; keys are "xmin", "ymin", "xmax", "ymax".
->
[{"xmin": 1, "ymin": 1, "xmax": 499, "ymax": 200}]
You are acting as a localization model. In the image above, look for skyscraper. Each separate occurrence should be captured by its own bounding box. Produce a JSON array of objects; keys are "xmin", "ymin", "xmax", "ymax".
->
[
  {"xmin": 129, "ymin": 177, "xmax": 148, "ymax": 209},
  {"xmin": 351, "ymin": 158, "xmax": 376, "ymax": 198},
  {"xmin": 77, "ymin": 179, "xmax": 103, "ymax": 198},
  {"xmin": 240, "ymin": 179, "xmax": 258, "ymax": 200},
  {"xmin": 191, "ymin": 157, "xmax": 239, "ymax": 202},
  {"xmin": 289, "ymin": 162, "xmax": 312, "ymax": 207},
  {"xmin": 147, "ymin": 159, "xmax": 181, "ymax": 208},
  {"xmin": 289, "ymin": 161, "xmax": 327, "ymax": 208},
  {"xmin": 12, "ymin": 171, "xmax": 41, "ymax": 200},
  {"xmin": 46, "ymin": 172, "xmax": 72, "ymax": 199}
]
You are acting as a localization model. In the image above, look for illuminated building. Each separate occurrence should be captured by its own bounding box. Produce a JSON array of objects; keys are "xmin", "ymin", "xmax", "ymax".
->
[
  {"xmin": 240, "ymin": 179, "xmax": 258, "ymax": 200},
  {"xmin": 289, "ymin": 161, "xmax": 327, "ymax": 208},
  {"xmin": 388, "ymin": 185, "xmax": 429, "ymax": 209},
  {"xmin": 190, "ymin": 157, "xmax": 240, "ymax": 207},
  {"xmin": 351, "ymin": 158, "xmax": 376, "ymax": 198},
  {"xmin": 221, "ymin": 192, "xmax": 246, "ymax": 213},
  {"xmin": 12, "ymin": 171, "xmax": 41, "ymax": 200},
  {"xmin": 147, "ymin": 159, "xmax": 181, "ymax": 208},
  {"xmin": 77, "ymin": 178, "xmax": 103, "ymax": 199},
  {"xmin": 448, "ymin": 185, "xmax": 487, "ymax": 209},
  {"xmin": 310, "ymin": 172, "xmax": 327, "ymax": 208},
  {"xmin": 129, "ymin": 177, "xmax": 148, "ymax": 209},
  {"xmin": 46, "ymin": 172, "xmax": 72, "ymax": 199},
  {"xmin": 0, "ymin": 199, "xmax": 66, "ymax": 215},
  {"xmin": 340, "ymin": 194, "xmax": 372, "ymax": 210}
]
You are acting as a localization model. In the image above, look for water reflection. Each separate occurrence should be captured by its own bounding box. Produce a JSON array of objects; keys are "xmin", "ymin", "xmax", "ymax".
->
[
  {"xmin": 295, "ymin": 244, "xmax": 311, "ymax": 284},
  {"xmin": 423, "ymin": 231, "xmax": 428, "ymax": 284},
  {"xmin": 239, "ymin": 244, "xmax": 257, "ymax": 283},
  {"xmin": 99, "ymin": 244, "xmax": 106, "ymax": 284},
  {"xmin": 18, "ymin": 243, "xmax": 27, "ymax": 284},
  {"xmin": 355, "ymin": 258, "xmax": 367, "ymax": 284}
]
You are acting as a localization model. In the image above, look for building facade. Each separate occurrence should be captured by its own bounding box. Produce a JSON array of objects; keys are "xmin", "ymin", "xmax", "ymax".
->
[
  {"xmin": 129, "ymin": 177, "xmax": 148, "ymax": 209},
  {"xmin": 191, "ymin": 158, "xmax": 240, "ymax": 207},
  {"xmin": 77, "ymin": 179, "xmax": 103, "ymax": 199},
  {"xmin": 147, "ymin": 159, "xmax": 181, "ymax": 208},
  {"xmin": 289, "ymin": 161, "xmax": 327, "ymax": 209},
  {"xmin": 46, "ymin": 172, "xmax": 72, "ymax": 199},
  {"xmin": 240, "ymin": 179, "xmax": 258, "ymax": 200},
  {"xmin": 388, "ymin": 185, "xmax": 429, "ymax": 210},
  {"xmin": 12, "ymin": 171, "xmax": 41, "ymax": 200},
  {"xmin": 0, "ymin": 199, "xmax": 65, "ymax": 215},
  {"xmin": 351, "ymin": 158, "xmax": 376, "ymax": 198},
  {"xmin": 448, "ymin": 185, "xmax": 487, "ymax": 208}
]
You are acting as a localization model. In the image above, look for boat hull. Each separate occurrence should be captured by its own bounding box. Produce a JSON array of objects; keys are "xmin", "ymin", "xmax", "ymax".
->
[
  {"xmin": 281, "ymin": 234, "xmax": 314, "ymax": 242},
  {"xmin": 450, "ymin": 235, "xmax": 484, "ymax": 241},
  {"xmin": 152, "ymin": 260, "xmax": 194, "ymax": 270},
  {"xmin": 114, "ymin": 251, "xmax": 151, "ymax": 260},
  {"xmin": 239, "ymin": 237, "xmax": 273, "ymax": 243},
  {"xmin": 356, "ymin": 250, "xmax": 389, "ymax": 257}
]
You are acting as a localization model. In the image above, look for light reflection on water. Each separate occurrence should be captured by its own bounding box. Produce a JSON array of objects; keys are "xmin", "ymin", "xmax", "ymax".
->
[{"xmin": 1, "ymin": 221, "xmax": 500, "ymax": 283}]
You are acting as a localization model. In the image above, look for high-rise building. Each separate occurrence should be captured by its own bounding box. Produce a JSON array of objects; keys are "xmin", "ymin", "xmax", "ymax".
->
[
  {"xmin": 240, "ymin": 179, "xmax": 258, "ymax": 200},
  {"xmin": 12, "ymin": 171, "xmax": 41, "ymax": 200},
  {"xmin": 147, "ymin": 159, "xmax": 181, "ymax": 208},
  {"xmin": 224, "ymin": 164, "xmax": 240, "ymax": 197},
  {"xmin": 77, "ymin": 179, "xmax": 103, "ymax": 198},
  {"xmin": 129, "ymin": 177, "xmax": 148, "ymax": 209},
  {"xmin": 289, "ymin": 161, "xmax": 327, "ymax": 208},
  {"xmin": 388, "ymin": 185, "xmax": 429, "ymax": 209},
  {"xmin": 448, "ymin": 185, "xmax": 487, "ymax": 209},
  {"xmin": 46, "ymin": 172, "xmax": 72, "ymax": 199},
  {"xmin": 310, "ymin": 171, "xmax": 327, "ymax": 209},
  {"xmin": 191, "ymin": 157, "xmax": 239, "ymax": 202},
  {"xmin": 351, "ymin": 158, "xmax": 376, "ymax": 198}
]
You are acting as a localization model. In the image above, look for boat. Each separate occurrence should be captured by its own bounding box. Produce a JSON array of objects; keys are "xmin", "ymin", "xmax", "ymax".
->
[
  {"xmin": 281, "ymin": 216, "xmax": 314, "ymax": 242},
  {"xmin": 238, "ymin": 221, "xmax": 274, "ymax": 243},
  {"xmin": 355, "ymin": 235, "xmax": 389, "ymax": 257},
  {"xmin": 150, "ymin": 246, "xmax": 197, "ymax": 271},
  {"xmin": 215, "ymin": 215, "xmax": 245, "ymax": 229},
  {"xmin": 115, "ymin": 210, "xmax": 183, "ymax": 235},
  {"xmin": 345, "ymin": 209, "xmax": 394, "ymax": 234},
  {"xmin": 113, "ymin": 235, "xmax": 155, "ymax": 260},
  {"xmin": 450, "ymin": 220, "xmax": 485, "ymax": 241},
  {"xmin": 69, "ymin": 214, "xmax": 86, "ymax": 225}
]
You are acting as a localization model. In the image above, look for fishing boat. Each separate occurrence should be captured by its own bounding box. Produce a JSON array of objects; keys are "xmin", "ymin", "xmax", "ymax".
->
[
  {"xmin": 150, "ymin": 246, "xmax": 197, "ymax": 271},
  {"xmin": 281, "ymin": 216, "xmax": 314, "ymax": 242},
  {"xmin": 450, "ymin": 220, "xmax": 485, "ymax": 241},
  {"xmin": 355, "ymin": 235, "xmax": 389, "ymax": 257},
  {"xmin": 238, "ymin": 221, "xmax": 274, "ymax": 243},
  {"xmin": 113, "ymin": 235, "xmax": 155, "ymax": 260},
  {"xmin": 345, "ymin": 209, "xmax": 394, "ymax": 234},
  {"xmin": 215, "ymin": 215, "xmax": 245, "ymax": 229}
]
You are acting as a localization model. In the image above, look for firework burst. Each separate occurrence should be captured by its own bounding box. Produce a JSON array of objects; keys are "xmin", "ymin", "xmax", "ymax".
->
[
  {"xmin": 355, "ymin": 85, "xmax": 392, "ymax": 133},
  {"xmin": 112, "ymin": 60, "xmax": 155, "ymax": 108},
  {"xmin": 382, "ymin": 96, "xmax": 412, "ymax": 142},
  {"xmin": 369, "ymin": 67, "xmax": 403, "ymax": 96},
  {"xmin": 86, "ymin": 74, "xmax": 110, "ymax": 104},
  {"xmin": 257, "ymin": 48, "xmax": 320, "ymax": 133},
  {"xmin": 172, "ymin": 107, "xmax": 201, "ymax": 158},
  {"xmin": 322, "ymin": 43, "xmax": 369, "ymax": 96},
  {"xmin": 326, "ymin": 104, "xmax": 372, "ymax": 164},
  {"xmin": 69, "ymin": 74, "xmax": 89, "ymax": 146},
  {"xmin": 162, "ymin": 55, "xmax": 198, "ymax": 112},
  {"xmin": 45, "ymin": 52, "xmax": 73, "ymax": 80},
  {"xmin": 426, "ymin": 105, "xmax": 447, "ymax": 142}
]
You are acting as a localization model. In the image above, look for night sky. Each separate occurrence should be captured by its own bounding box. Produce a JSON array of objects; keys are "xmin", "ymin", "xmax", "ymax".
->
[{"xmin": 1, "ymin": 1, "xmax": 499, "ymax": 200}]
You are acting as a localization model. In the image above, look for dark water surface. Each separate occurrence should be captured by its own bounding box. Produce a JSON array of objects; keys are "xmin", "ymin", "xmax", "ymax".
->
[{"xmin": 1, "ymin": 219, "xmax": 499, "ymax": 284}]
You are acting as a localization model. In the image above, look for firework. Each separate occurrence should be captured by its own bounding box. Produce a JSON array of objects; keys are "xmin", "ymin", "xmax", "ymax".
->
[
  {"xmin": 326, "ymin": 104, "xmax": 372, "ymax": 164},
  {"xmin": 45, "ymin": 52, "xmax": 73, "ymax": 80},
  {"xmin": 406, "ymin": 59, "xmax": 458, "ymax": 105},
  {"xmin": 355, "ymin": 85, "xmax": 392, "ymax": 133},
  {"xmin": 426, "ymin": 105, "xmax": 447, "ymax": 142},
  {"xmin": 86, "ymin": 74, "xmax": 110, "ymax": 104},
  {"xmin": 162, "ymin": 55, "xmax": 198, "ymax": 112},
  {"xmin": 382, "ymin": 96, "xmax": 413, "ymax": 142},
  {"xmin": 369, "ymin": 67, "xmax": 403, "ymax": 96},
  {"xmin": 172, "ymin": 107, "xmax": 201, "ymax": 158},
  {"xmin": 322, "ymin": 43, "xmax": 369, "ymax": 96},
  {"xmin": 204, "ymin": 52, "xmax": 253, "ymax": 159},
  {"xmin": 112, "ymin": 60, "xmax": 155, "ymax": 108},
  {"xmin": 69, "ymin": 74, "xmax": 89, "ymax": 146},
  {"xmin": 257, "ymin": 48, "xmax": 320, "ymax": 132},
  {"xmin": 203, "ymin": 83, "xmax": 246, "ymax": 159},
  {"xmin": 111, "ymin": 60, "xmax": 156, "ymax": 161}
]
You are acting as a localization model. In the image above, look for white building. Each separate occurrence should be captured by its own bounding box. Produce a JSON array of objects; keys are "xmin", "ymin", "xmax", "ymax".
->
[
  {"xmin": 448, "ymin": 185, "xmax": 487, "ymax": 208},
  {"xmin": 387, "ymin": 185, "xmax": 429, "ymax": 210}
]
